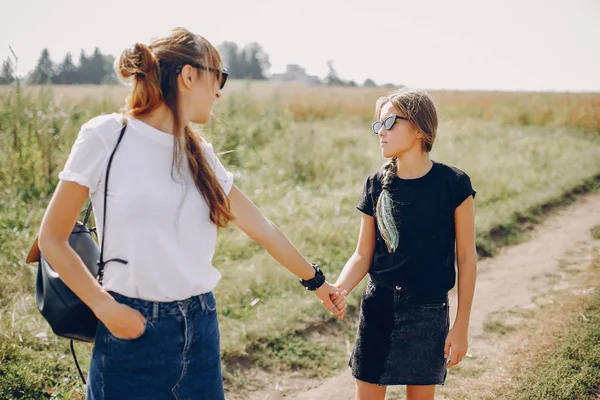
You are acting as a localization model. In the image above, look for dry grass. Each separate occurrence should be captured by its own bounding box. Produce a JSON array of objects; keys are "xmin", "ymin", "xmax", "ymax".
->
[{"xmin": 2, "ymin": 81, "xmax": 599, "ymax": 130}]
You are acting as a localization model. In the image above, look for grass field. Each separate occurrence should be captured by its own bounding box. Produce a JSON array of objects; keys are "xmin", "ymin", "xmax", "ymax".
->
[
  {"xmin": 1, "ymin": 82, "xmax": 599, "ymax": 398},
  {"xmin": 507, "ymin": 259, "xmax": 600, "ymax": 400},
  {"xmin": 492, "ymin": 242, "xmax": 600, "ymax": 400}
]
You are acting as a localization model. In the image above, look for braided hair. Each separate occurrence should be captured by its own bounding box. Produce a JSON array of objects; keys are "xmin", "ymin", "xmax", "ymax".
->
[{"xmin": 375, "ymin": 158, "xmax": 399, "ymax": 252}]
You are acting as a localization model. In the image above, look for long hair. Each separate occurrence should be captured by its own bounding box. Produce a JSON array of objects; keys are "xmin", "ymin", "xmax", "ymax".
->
[
  {"xmin": 374, "ymin": 88, "xmax": 438, "ymax": 252},
  {"xmin": 115, "ymin": 27, "xmax": 234, "ymax": 227}
]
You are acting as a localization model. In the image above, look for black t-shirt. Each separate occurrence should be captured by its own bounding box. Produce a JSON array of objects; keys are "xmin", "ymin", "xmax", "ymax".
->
[{"xmin": 357, "ymin": 161, "xmax": 476, "ymax": 297}]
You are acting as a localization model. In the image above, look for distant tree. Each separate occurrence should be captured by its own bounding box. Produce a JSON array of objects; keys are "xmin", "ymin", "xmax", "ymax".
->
[
  {"xmin": 348, "ymin": 80, "xmax": 358, "ymax": 87},
  {"xmin": 102, "ymin": 54, "xmax": 118, "ymax": 84},
  {"xmin": 76, "ymin": 49, "xmax": 90, "ymax": 83},
  {"xmin": 85, "ymin": 47, "xmax": 108, "ymax": 84},
  {"xmin": 28, "ymin": 48, "xmax": 54, "ymax": 84},
  {"xmin": 53, "ymin": 53, "xmax": 77, "ymax": 84},
  {"xmin": 218, "ymin": 41, "xmax": 242, "ymax": 78},
  {"xmin": 67, "ymin": 48, "xmax": 116, "ymax": 84},
  {"xmin": 243, "ymin": 42, "xmax": 270, "ymax": 79},
  {"xmin": 0, "ymin": 58, "xmax": 15, "ymax": 84},
  {"xmin": 218, "ymin": 41, "xmax": 271, "ymax": 80},
  {"xmin": 363, "ymin": 78, "xmax": 377, "ymax": 87},
  {"xmin": 324, "ymin": 60, "xmax": 346, "ymax": 86}
]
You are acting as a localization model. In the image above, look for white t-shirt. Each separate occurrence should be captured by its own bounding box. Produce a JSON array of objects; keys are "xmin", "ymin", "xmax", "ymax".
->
[{"xmin": 59, "ymin": 113, "xmax": 234, "ymax": 301}]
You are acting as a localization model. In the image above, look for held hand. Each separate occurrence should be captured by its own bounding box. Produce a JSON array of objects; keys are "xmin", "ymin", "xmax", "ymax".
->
[
  {"xmin": 332, "ymin": 282, "xmax": 348, "ymax": 320},
  {"xmin": 314, "ymin": 281, "xmax": 347, "ymax": 320},
  {"xmin": 94, "ymin": 297, "xmax": 147, "ymax": 340},
  {"xmin": 330, "ymin": 290, "xmax": 348, "ymax": 320},
  {"xmin": 444, "ymin": 326, "xmax": 469, "ymax": 368}
]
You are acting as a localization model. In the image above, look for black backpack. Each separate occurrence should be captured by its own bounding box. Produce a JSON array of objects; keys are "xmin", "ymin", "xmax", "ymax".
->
[{"xmin": 26, "ymin": 119, "xmax": 128, "ymax": 383}]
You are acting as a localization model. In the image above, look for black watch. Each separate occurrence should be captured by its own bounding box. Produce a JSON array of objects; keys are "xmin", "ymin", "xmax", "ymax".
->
[{"xmin": 299, "ymin": 263, "xmax": 326, "ymax": 291}]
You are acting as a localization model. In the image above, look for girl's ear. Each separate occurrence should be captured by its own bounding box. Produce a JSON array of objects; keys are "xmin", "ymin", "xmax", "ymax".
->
[{"xmin": 180, "ymin": 64, "xmax": 195, "ymax": 89}]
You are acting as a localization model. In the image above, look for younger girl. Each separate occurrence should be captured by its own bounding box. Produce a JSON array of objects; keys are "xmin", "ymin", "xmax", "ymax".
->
[{"xmin": 335, "ymin": 88, "xmax": 477, "ymax": 400}]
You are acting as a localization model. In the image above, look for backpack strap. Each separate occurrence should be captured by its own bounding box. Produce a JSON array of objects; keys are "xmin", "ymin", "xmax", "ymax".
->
[
  {"xmin": 97, "ymin": 119, "xmax": 129, "ymax": 284},
  {"xmin": 82, "ymin": 202, "xmax": 93, "ymax": 226}
]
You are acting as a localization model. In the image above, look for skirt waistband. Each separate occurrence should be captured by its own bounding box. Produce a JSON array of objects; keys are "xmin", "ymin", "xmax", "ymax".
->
[{"xmin": 368, "ymin": 277, "xmax": 448, "ymax": 304}]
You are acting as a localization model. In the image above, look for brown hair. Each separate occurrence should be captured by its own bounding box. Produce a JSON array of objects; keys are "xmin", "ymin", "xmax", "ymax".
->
[
  {"xmin": 115, "ymin": 27, "xmax": 234, "ymax": 227},
  {"xmin": 374, "ymin": 88, "xmax": 439, "ymax": 252},
  {"xmin": 375, "ymin": 88, "xmax": 438, "ymax": 152}
]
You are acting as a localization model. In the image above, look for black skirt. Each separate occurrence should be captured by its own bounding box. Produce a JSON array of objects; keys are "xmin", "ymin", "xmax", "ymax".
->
[{"xmin": 349, "ymin": 279, "xmax": 449, "ymax": 386}]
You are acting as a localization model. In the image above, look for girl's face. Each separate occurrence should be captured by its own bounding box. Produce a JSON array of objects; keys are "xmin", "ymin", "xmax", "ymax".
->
[{"xmin": 376, "ymin": 102, "xmax": 423, "ymax": 158}]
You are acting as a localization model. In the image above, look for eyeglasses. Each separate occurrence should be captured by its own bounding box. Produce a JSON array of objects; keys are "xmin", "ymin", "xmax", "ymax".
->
[
  {"xmin": 175, "ymin": 63, "xmax": 229, "ymax": 90},
  {"xmin": 372, "ymin": 115, "xmax": 409, "ymax": 134}
]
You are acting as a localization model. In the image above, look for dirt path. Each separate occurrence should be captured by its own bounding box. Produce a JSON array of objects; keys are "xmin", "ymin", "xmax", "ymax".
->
[{"xmin": 241, "ymin": 194, "xmax": 600, "ymax": 400}]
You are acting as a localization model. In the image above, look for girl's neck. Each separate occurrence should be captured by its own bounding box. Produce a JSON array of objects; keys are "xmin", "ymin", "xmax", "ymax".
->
[{"xmin": 394, "ymin": 152, "xmax": 432, "ymax": 179}]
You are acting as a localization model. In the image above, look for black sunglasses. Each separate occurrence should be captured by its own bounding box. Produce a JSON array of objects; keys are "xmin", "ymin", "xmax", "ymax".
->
[
  {"xmin": 176, "ymin": 63, "xmax": 228, "ymax": 90},
  {"xmin": 372, "ymin": 115, "xmax": 409, "ymax": 134}
]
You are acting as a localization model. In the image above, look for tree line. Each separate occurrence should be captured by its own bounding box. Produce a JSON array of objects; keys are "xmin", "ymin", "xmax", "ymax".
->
[
  {"xmin": 0, "ymin": 42, "xmax": 383, "ymax": 87},
  {"xmin": 0, "ymin": 47, "xmax": 117, "ymax": 85}
]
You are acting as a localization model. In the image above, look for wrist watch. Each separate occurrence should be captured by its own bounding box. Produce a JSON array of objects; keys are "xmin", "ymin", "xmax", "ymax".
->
[{"xmin": 299, "ymin": 263, "xmax": 326, "ymax": 291}]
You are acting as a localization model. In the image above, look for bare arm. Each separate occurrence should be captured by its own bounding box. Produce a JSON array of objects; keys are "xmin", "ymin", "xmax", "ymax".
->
[
  {"xmin": 445, "ymin": 195, "xmax": 477, "ymax": 367},
  {"xmin": 335, "ymin": 213, "xmax": 376, "ymax": 295},
  {"xmin": 38, "ymin": 180, "xmax": 146, "ymax": 338},
  {"xmin": 453, "ymin": 195, "xmax": 477, "ymax": 331},
  {"xmin": 38, "ymin": 181, "xmax": 113, "ymax": 311},
  {"xmin": 228, "ymin": 185, "xmax": 344, "ymax": 315}
]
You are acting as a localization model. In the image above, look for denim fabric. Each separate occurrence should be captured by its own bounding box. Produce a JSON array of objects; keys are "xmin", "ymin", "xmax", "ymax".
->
[
  {"xmin": 86, "ymin": 291, "xmax": 224, "ymax": 400},
  {"xmin": 350, "ymin": 279, "xmax": 449, "ymax": 386}
]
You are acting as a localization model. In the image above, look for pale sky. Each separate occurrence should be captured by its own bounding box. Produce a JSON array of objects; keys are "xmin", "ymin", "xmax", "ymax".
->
[{"xmin": 1, "ymin": 0, "xmax": 599, "ymax": 91}]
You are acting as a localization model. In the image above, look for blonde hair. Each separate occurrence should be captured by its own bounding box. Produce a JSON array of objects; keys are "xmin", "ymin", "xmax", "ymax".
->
[
  {"xmin": 115, "ymin": 27, "xmax": 233, "ymax": 227},
  {"xmin": 374, "ymin": 88, "xmax": 439, "ymax": 252}
]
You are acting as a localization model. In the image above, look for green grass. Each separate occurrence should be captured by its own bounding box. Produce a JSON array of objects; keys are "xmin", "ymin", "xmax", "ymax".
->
[
  {"xmin": 1, "ymin": 83, "xmax": 600, "ymax": 397},
  {"xmin": 0, "ymin": 337, "xmax": 83, "ymax": 399},
  {"xmin": 450, "ymin": 362, "xmax": 486, "ymax": 379},
  {"xmin": 592, "ymin": 225, "xmax": 600, "ymax": 240},
  {"xmin": 503, "ymin": 284, "xmax": 600, "ymax": 399},
  {"xmin": 482, "ymin": 319, "xmax": 517, "ymax": 336}
]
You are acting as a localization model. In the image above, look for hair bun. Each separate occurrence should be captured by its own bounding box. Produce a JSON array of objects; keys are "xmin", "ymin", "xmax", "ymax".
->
[{"xmin": 116, "ymin": 42, "xmax": 159, "ymax": 80}]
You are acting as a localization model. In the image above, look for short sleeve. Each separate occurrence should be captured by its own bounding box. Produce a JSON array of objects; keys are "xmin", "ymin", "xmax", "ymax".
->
[
  {"xmin": 202, "ymin": 143, "xmax": 234, "ymax": 195},
  {"xmin": 58, "ymin": 122, "xmax": 110, "ymax": 193},
  {"xmin": 452, "ymin": 170, "xmax": 476, "ymax": 209},
  {"xmin": 356, "ymin": 175, "xmax": 375, "ymax": 216}
]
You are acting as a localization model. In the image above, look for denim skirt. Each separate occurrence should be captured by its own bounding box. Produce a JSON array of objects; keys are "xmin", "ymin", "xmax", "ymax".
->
[
  {"xmin": 349, "ymin": 278, "xmax": 450, "ymax": 386},
  {"xmin": 86, "ymin": 291, "xmax": 224, "ymax": 400}
]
